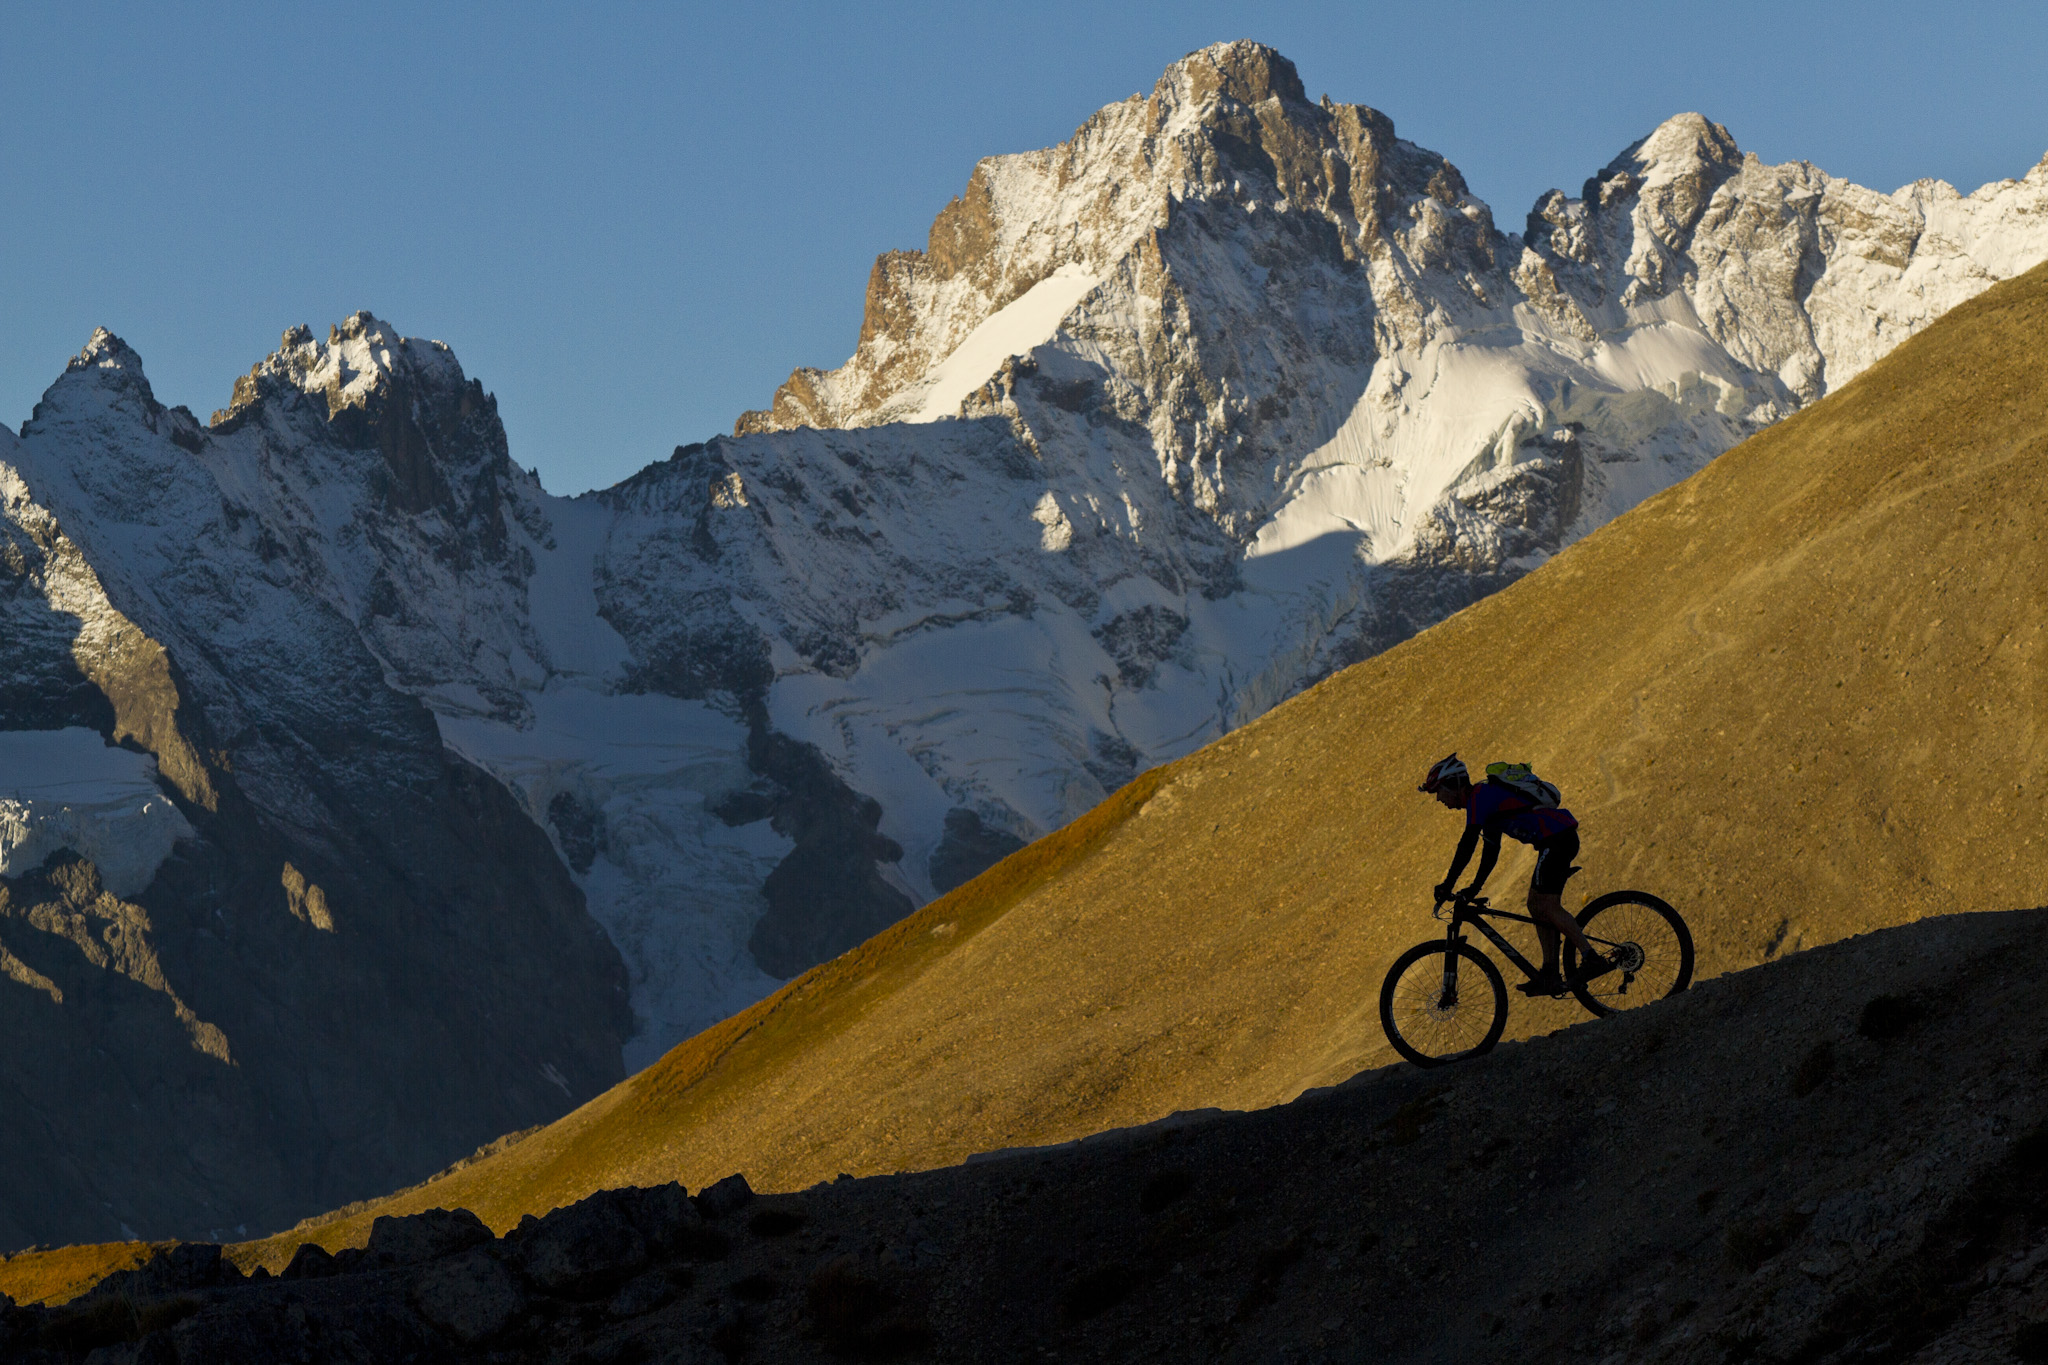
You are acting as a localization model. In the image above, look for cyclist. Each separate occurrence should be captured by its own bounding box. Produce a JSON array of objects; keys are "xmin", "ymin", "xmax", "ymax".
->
[{"xmin": 1418, "ymin": 754, "xmax": 1611, "ymax": 996}]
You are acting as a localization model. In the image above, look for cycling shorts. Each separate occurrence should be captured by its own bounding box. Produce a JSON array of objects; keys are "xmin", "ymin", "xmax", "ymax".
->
[{"xmin": 1530, "ymin": 829, "xmax": 1580, "ymax": 896}]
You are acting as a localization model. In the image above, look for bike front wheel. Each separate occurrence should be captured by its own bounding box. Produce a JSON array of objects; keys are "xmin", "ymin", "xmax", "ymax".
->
[
  {"xmin": 1379, "ymin": 940, "xmax": 1508, "ymax": 1068},
  {"xmin": 1566, "ymin": 891, "xmax": 1694, "ymax": 1017}
]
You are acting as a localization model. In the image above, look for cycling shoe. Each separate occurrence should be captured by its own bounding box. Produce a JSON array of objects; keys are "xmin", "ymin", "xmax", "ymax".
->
[{"xmin": 1576, "ymin": 953, "xmax": 1623, "ymax": 984}]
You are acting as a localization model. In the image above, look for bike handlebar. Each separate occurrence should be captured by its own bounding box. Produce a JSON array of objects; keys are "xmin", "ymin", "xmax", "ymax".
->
[{"xmin": 1432, "ymin": 889, "xmax": 1489, "ymax": 920}]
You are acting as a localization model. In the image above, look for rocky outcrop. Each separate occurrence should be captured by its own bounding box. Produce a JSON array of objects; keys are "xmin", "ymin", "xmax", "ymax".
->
[
  {"xmin": 1, "ymin": 455, "xmax": 213, "ymax": 810},
  {"xmin": 0, "ymin": 853, "xmax": 229, "ymax": 1060},
  {"xmin": 732, "ymin": 718, "xmax": 914, "ymax": 981}
]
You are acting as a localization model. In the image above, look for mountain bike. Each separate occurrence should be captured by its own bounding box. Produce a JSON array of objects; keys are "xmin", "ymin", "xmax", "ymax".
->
[{"xmin": 1378, "ymin": 887, "xmax": 1694, "ymax": 1068}]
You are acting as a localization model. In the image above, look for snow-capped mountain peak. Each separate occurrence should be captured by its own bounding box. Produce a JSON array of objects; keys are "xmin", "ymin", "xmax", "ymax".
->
[{"xmin": 1626, "ymin": 111, "xmax": 1741, "ymax": 188}]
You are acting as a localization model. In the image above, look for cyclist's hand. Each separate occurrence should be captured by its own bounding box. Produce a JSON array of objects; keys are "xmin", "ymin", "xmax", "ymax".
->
[{"xmin": 1433, "ymin": 881, "xmax": 1455, "ymax": 904}]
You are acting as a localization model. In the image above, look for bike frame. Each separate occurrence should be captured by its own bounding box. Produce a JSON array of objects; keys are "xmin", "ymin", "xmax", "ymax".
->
[{"xmin": 1435, "ymin": 897, "xmax": 1547, "ymax": 1002}]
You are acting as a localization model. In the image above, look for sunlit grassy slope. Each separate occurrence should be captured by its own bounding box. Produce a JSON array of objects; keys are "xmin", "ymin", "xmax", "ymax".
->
[
  {"xmin": 0, "ymin": 1241, "xmax": 157, "ymax": 1310},
  {"xmin": 9, "ymin": 261, "xmax": 2043, "ymax": 1295},
  {"xmin": 240, "ymin": 258, "xmax": 2046, "ymax": 1267}
]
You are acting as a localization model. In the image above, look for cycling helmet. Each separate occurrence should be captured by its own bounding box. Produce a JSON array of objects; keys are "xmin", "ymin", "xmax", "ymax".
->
[{"xmin": 1418, "ymin": 753, "xmax": 1468, "ymax": 792}]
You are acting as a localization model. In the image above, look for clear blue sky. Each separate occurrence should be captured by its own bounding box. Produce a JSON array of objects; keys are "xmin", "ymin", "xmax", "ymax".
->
[{"xmin": 6, "ymin": 2, "xmax": 2044, "ymax": 494}]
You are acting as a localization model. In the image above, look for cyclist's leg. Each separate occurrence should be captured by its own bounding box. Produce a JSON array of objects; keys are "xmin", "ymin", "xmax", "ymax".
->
[
  {"xmin": 1528, "ymin": 909, "xmax": 1561, "ymax": 976},
  {"xmin": 1527, "ymin": 833, "xmax": 1594, "ymax": 964},
  {"xmin": 1529, "ymin": 892, "xmax": 1591, "ymax": 957},
  {"xmin": 1525, "ymin": 848, "xmax": 1563, "ymax": 977}
]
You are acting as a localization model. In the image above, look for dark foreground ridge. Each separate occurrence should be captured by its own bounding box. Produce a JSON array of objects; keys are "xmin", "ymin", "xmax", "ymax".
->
[{"xmin": 7, "ymin": 908, "xmax": 2048, "ymax": 1364}]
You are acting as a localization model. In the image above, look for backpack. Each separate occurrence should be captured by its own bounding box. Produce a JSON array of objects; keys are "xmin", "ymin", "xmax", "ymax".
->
[{"xmin": 1485, "ymin": 761, "xmax": 1560, "ymax": 809}]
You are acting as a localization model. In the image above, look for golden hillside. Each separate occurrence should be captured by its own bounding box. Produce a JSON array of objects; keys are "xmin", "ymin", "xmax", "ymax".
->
[
  {"xmin": 237, "ymin": 256, "xmax": 2045, "ymax": 1265},
  {"xmin": 8, "ymin": 258, "xmax": 2043, "ymax": 1296}
]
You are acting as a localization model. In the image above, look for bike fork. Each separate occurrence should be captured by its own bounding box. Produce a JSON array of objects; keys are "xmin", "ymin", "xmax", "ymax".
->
[{"xmin": 1438, "ymin": 927, "xmax": 1462, "ymax": 1007}]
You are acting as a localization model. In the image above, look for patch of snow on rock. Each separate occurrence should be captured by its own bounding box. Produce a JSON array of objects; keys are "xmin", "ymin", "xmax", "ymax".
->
[
  {"xmin": 900, "ymin": 265, "xmax": 1102, "ymax": 422},
  {"xmin": 0, "ymin": 728, "xmax": 192, "ymax": 896}
]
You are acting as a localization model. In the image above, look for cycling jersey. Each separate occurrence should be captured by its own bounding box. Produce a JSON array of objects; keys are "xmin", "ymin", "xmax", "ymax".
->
[
  {"xmin": 1467, "ymin": 780, "xmax": 1578, "ymax": 844},
  {"xmin": 1440, "ymin": 781, "xmax": 1581, "ymax": 898}
]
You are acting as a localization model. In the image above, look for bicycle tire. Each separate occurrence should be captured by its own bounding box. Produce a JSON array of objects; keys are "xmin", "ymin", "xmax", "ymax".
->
[
  {"xmin": 1565, "ymin": 891, "xmax": 1694, "ymax": 1017},
  {"xmin": 1379, "ymin": 939, "xmax": 1509, "ymax": 1067}
]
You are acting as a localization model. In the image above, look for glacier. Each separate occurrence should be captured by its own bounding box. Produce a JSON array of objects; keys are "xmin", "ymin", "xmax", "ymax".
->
[{"xmin": 0, "ymin": 728, "xmax": 193, "ymax": 897}]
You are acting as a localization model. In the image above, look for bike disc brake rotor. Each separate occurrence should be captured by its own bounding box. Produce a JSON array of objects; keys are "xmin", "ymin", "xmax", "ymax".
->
[{"xmin": 1608, "ymin": 941, "xmax": 1646, "ymax": 973}]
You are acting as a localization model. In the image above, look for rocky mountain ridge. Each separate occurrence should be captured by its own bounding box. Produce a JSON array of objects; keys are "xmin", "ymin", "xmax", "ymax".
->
[
  {"xmin": 3, "ymin": 40, "xmax": 2046, "ymax": 1247},
  {"xmin": 0, "ymin": 331, "xmax": 633, "ymax": 1249}
]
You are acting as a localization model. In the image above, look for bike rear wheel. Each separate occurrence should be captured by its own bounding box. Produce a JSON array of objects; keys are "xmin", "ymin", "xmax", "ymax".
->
[
  {"xmin": 1565, "ymin": 891, "xmax": 1694, "ymax": 1017},
  {"xmin": 1379, "ymin": 940, "xmax": 1508, "ymax": 1067}
]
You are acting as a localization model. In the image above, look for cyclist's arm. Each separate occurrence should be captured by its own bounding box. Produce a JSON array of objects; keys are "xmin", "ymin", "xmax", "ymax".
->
[
  {"xmin": 1439, "ymin": 825, "xmax": 1480, "ymax": 896},
  {"xmin": 1465, "ymin": 828, "xmax": 1502, "ymax": 894}
]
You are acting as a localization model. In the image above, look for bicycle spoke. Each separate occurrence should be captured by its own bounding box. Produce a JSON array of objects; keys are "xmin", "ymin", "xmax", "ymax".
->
[
  {"xmin": 1382, "ymin": 938, "xmax": 1510, "ymax": 1067},
  {"xmin": 1391, "ymin": 962, "xmax": 1490, "ymax": 1054},
  {"xmin": 1575, "ymin": 901, "xmax": 1686, "ymax": 1010}
]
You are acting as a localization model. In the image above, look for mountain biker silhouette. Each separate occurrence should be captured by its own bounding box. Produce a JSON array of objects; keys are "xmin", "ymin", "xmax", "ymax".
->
[{"xmin": 1419, "ymin": 754, "xmax": 1613, "ymax": 996}]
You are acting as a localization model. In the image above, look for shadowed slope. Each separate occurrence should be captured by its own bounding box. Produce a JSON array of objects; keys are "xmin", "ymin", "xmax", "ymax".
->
[
  {"xmin": 8, "ymin": 260, "xmax": 2043, "ymax": 1294},
  {"xmin": 11, "ymin": 910, "xmax": 2048, "ymax": 1361},
  {"xmin": 237, "ymin": 257, "xmax": 2045, "ymax": 1263}
]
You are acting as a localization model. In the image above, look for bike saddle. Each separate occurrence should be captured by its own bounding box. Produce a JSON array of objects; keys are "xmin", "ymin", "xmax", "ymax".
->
[{"xmin": 1562, "ymin": 865, "xmax": 1585, "ymax": 884}]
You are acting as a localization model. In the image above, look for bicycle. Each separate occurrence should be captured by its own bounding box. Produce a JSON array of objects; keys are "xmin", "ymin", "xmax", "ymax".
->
[{"xmin": 1378, "ymin": 885, "xmax": 1695, "ymax": 1068}]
